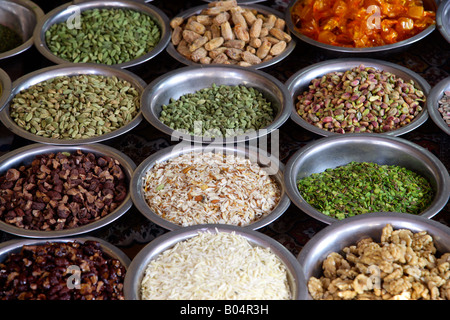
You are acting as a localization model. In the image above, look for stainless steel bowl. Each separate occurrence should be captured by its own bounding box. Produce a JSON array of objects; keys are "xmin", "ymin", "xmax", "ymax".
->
[
  {"xmin": 166, "ymin": 4, "xmax": 296, "ymax": 69},
  {"xmin": 0, "ymin": 68, "xmax": 12, "ymax": 113},
  {"xmin": 203, "ymin": 0, "xmax": 268, "ymax": 4},
  {"xmin": 0, "ymin": 143, "xmax": 136, "ymax": 238},
  {"xmin": 437, "ymin": 0, "xmax": 450, "ymax": 43},
  {"xmin": 297, "ymin": 212, "xmax": 450, "ymax": 300},
  {"xmin": 286, "ymin": 0, "xmax": 437, "ymax": 53},
  {"xmin": 33, "ymin": 0, "xmax": 171, "ymax": 69},
  {"xmin": 0, "ymin": 236, "xmax": 131, "ymax": 268},
  {"xmin": 0, "ymin": 0, "xmax": 44, "ymax": 60},
  {"xmin": 0, "ymin": 63, "xmax": 145, "ymax": 145},
  {"xmin": 285, "ymin": 58, "xmax": 431, "ymax": 137},
  {"xmin": 427, "ymin": 76, "xmax": 450, "ymax": 135},
  {"xmin": 123, "ymin": 224, "xmax": 307, "ymax": 300},
  {"xmin": 141, "ymin": 64, "xmax": 292, "ymax": 144},
  {"xmin": 284, "ymin": 134, "xmax": 450, "ymax": 225},
  {"xmin": 130, "ymin": 142, "xmax": 290, "ymax": 231}
]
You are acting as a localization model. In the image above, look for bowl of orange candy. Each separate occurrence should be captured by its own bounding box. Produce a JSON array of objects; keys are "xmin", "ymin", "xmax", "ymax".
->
[{"xmin": 286, "ymin": 0, "xmax": 437, "ymax": 53}]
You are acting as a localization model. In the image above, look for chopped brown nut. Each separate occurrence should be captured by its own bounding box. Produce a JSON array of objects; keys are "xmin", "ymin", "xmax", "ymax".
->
[
  {"xmin": 0, "ymin": 241, "xmax": 126, "ymax": 300},
  {"xmin": 0, "ymin": 150, "xmax": 128, "ymax": 231}
]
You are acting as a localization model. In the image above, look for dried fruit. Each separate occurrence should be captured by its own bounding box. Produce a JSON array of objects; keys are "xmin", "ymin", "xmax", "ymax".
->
[{"xmin": 290, "ymin": 0, "xmax": 435, "ymax": 48}]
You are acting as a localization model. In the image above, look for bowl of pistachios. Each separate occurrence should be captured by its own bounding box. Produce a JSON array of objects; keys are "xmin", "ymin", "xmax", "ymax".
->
[
  {"xmin": 33, "ymin": 0, "xmax": 171, "ymax": 68},
  {"xmin": 0, "ymin": 0, "xmax": 44, "ymax": 60},
  {"xmin": 284, "ymin": 134, "xmax": 450, "ymax": 225},
  {"xmin": 286, "ymin": 58, "xmax": 431, "ymax": 137},
  {"xmin": 427, "ymin": 76, "xmax": 450, "ymax": 135},
  {"xmin": 0, "ymin": 63, "xmax": 146, "ymax": 145},
  {"xmin": 140, "ymin": 64, "xmax": 292, "ymax": 144},
  {"xmin": 0, "ymin": 68, "xmax": 11, "ymax": 112}
]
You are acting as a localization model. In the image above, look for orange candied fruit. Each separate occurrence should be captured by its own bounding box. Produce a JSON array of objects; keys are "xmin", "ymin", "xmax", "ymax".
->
[{"xmin": 290, "ymin": 0, "xmax": 436, "ymax": 48}]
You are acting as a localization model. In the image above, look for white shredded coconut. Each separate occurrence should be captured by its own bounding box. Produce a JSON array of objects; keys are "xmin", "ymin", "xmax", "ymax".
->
[
  {"xmin": 140, "ymin": 231, "xmax": 291, "ymax": 300},
  {"xmin": 142, "ymin": 152, "xmax": 281, "ymax": 226}
]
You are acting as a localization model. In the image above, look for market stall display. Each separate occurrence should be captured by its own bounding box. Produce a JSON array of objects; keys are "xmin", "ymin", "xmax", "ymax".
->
[{"xmin": 0, "ymin": 0, "xmax": 448, "ymax": 301}]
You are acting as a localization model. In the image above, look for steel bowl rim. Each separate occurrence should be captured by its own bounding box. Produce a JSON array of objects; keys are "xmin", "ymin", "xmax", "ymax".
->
[
  {"xmin": 0, "ymin": 63, "xmax": 146, "ymax": 145},
  {"xmin": 297, "ymin": 211, "xmax": 450, "ymax": 300},
  {"xmin": 285, "ymin": 0, "xmax": 437, "ymax": 53},
  {"xmin": 141, "ymin": 64, "xmax": 292, "ymax": 144},
  {"xmin": 437, "ymin": 0, "xmax": 450, "ymax": 43},
  {"xmin": 0, "ymin": 143, "xmax": 136, "ymax": 238},
  {"xmin": 166, "ymin": 3, "xmax": 296, "ymax": 70},
  {"xmin": 130, "ymin": 142, "xmax": 291, "ymax": 231},
  {"xmin": 123, "ymin": 223, "xmax": 306, "ymax": 300},
  {"xmin": 283, "ymin": 133, "xmax": 450, "ymax": 225},
  {"xmin": 0, "ymin": 68, "xmax": 12, "ymax": 113},
  {"xmin": 32, "ymin": 0, "xmax": 171, "ymax": 69},
  {"xmin": 427, "ymin": 76, "xmax": 450, "ymax": 135},
  {"xmin": 285, "ymin": 57, "xmax": 431, "ymax": 137},
  {"xmin": 0, "ymin": 0, "xmax": 45, "ymax": 60},
  {"xmin": 203, "ymin": 0, "xmax": 267, "ymax": 3}
]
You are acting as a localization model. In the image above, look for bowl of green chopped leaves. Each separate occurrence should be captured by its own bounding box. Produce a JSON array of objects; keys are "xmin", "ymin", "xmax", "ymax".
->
[
  {"xmin": 0, "ymin": 0, "xmax": 44, "ymax": 60},
  {"xmin": 284, "ymin": 134, "xmax": 450, "ymax": 224}
]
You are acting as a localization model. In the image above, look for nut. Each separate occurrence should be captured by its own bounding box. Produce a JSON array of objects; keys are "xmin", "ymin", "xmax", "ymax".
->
[
  {"xmin": 0, "ymin": 150, "xmax": 128, "ymax": 231},
  {"xmin": 170, "ymin": 0, "xmax": 292, "ymax": 66},
  {"xmin": 0, "ymin": 241, "xmax": 126, "ymax": 300},
  {"xmin": 295, "ymin": 65, "xmax": 426, "ymax": 133},
  {"xmin": 308, "ymin": 224, "xmax": 450, "ymax": 300}
]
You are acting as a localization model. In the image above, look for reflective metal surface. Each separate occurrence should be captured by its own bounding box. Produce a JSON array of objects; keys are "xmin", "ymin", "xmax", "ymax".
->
[
  {"xmin": 437, "ymin": 0, "xmax": 450, "ymax": 43},
  {"xmin": 203, "ymin": 0, "xmax": 267, "ymax": 3},
  {"xmin": 0, "ymin": 236, "xmax": 131, "ymax": 268},
  {"xmin": 124, "ymin": 224, "xmax": 307, "ymax": 300},
  {"xmin": 141, "ymin": 64, "xmax": 292, "ymax": 144},
  {"xmin": 130, "ymin": 143, "xmax": 290, "ymax": 231},
  {"xmin": 284, "ymin": 134, "xmax": 450, "ymax": 225},
  {"xmin": 0, "ymin": 0, "xmax": 44, "ymax": 60},
  {"xmin": 166, "ymin": 4, "xmax": 296, "ymax": 69},
  {"xmin": 0, "ymin": 63, "xmax": 146, "ymax": 145},
  {"xmin": 285, "ymin": 58, "xmax": 431, "ymax": 137},
  {"xmin": 427, "ymin": 76, "xmax": 450, "ymax": 135},
  {"xmin": 0, "ymin": 143, "xmax": 136, "ymax": 238},
  {"xmin": 285, "ymin": 0, "xmax": 437, "ymax": 53},
  {"xmin": 0, "ymin": 68, "xmax": 12, "ymax": 113},
  {"xmin": 297, "ymin": 212, "xmax": 450, "ymax": 299},
  {"xmin": 33, "ymin": 0, "xmax": 171, "ymax": 69}
]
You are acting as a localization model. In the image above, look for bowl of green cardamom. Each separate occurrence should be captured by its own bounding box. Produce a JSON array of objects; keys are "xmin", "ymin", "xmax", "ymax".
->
[
  {"xmin": 33, "ymin": 0, "xmax": 171, "ymax": 68},
  {"xmin": 284, "ymin": 134, "xmax": 450, "ymax": 225},
  {"xmin": 140, "ymin": 64, "xmax": 292, "ymax": 144},
  {"xmin": 0, "ymin": 63, "xmax": 146, "ymax": 145},
  {"xmin": 0, "ymin": 0, "xmax": 44, "ymax": 60},
  {"xmin": 0, "ymin": 68, "xmax": 12, "ymax": 113}
]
